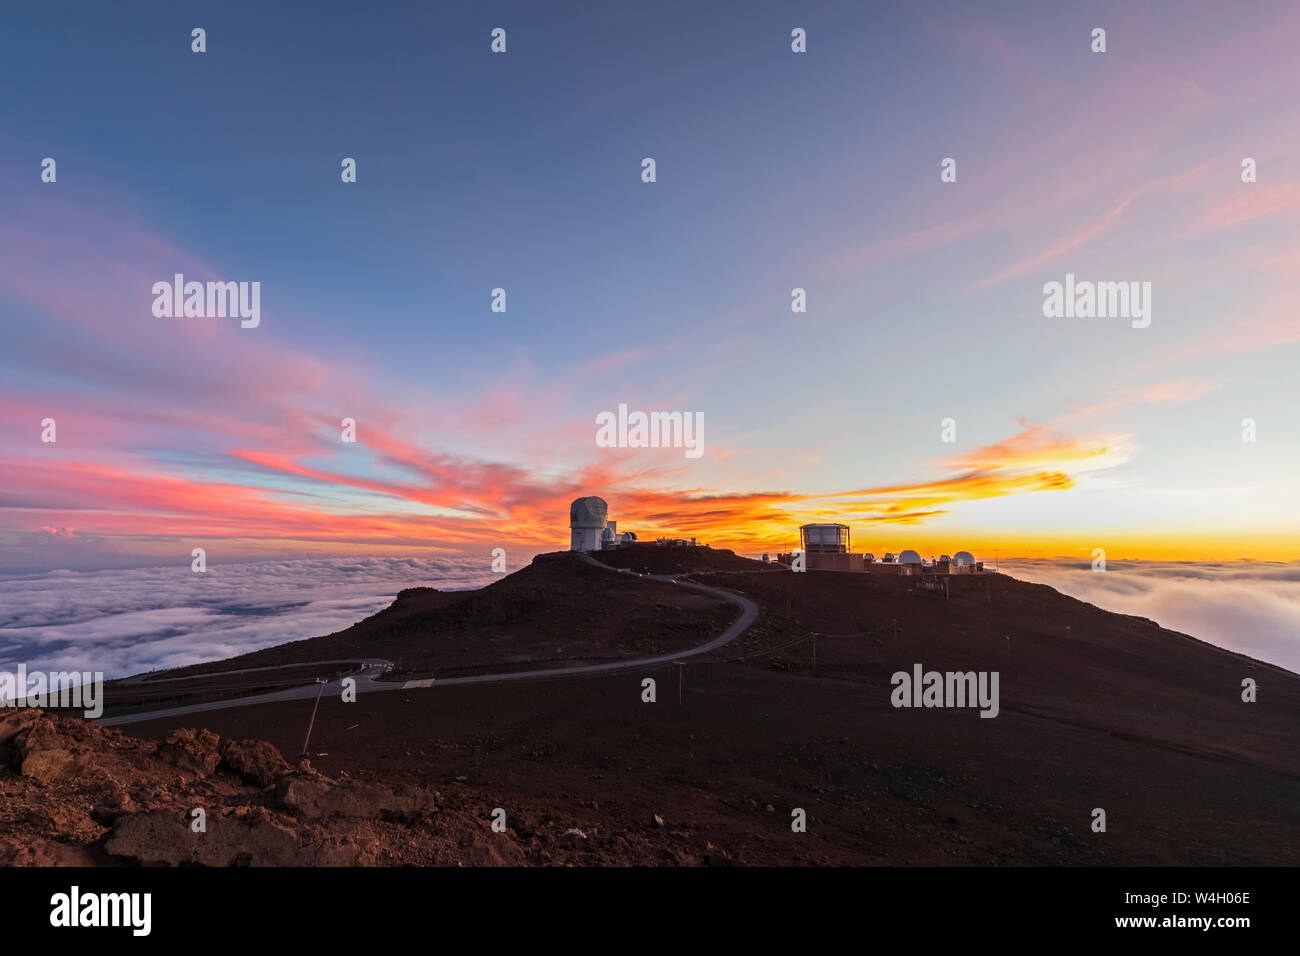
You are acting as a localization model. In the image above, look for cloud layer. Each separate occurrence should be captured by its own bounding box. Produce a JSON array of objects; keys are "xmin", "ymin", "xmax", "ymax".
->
[
  {"xmin": 0, "ymin": 555, "xmax": 511, "ymax": 679},
  {"xmin": 1002, "ymin": 559, "xmax": 1300, "ymax": 675},
  {"xmin": 3, "ymin": 555, "xmax": 1295, "ymax": 682}
]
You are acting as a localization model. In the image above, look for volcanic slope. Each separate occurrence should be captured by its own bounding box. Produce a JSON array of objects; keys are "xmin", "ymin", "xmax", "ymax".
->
[
  {"xmin": 147, "ymin": 550, "xmax": 737, "ymax": 681},
  {"xmin": 114, "ymin": 547, "xmax": 1300, "ymax": 865}
]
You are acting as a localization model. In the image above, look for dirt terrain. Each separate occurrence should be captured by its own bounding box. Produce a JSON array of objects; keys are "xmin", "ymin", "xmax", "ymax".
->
[
  {"xmin": 7, "ymin": 544, "xmax": 1299, "ymax": 866},
  {"xmin": 0, "ymin": 709, "xmax": 521, "ymax": 866}
]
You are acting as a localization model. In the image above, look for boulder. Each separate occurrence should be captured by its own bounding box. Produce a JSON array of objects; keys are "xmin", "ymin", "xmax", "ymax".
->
[
  {"xmin": 276, "ymin": 773, "xmax": 437, "ymax": 821},
  {"xmin": 158, "ymin": 728, "xmax": 221, "ymax": 777},
  {"xmin": 105, "ymin": 808, "xmax": 359, "ymax": 866},
  {"xmin": 20, "ymin": 746, "xmax": 86, "ymax": 785},
  {"xmin": 219, "ymin": 738, "xmax": 289, "ymax": 787}
]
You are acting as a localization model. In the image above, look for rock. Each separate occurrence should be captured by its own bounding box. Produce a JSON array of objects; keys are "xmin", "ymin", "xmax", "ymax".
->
[
  {"xmin": 0, "ymin": 711, "xmax": 42, "ymax": 748},
  {"xmin": 563, "ymin": 827, "xmax": 588, "ymax": 839},
  {"xmin": 20, "ymin": 747, "xmax": 86, "ymax": 784},
  {"xmin": 447, "ymin": 827, "xmax": 529, "ymax": 866},
  {"xmin": 652, "ymin": 814, "xmax": 665, "ymax": 827},
  {"xmin": 105, "ymin": 808, "xmax": 359, "ymax": 866},
  {"xmin": 0, "ymin": 837, "xmax": 98, "ymax": 867},
  {"xmin": 158, "ymin": 728, "xmax": 221, "ymax": 777},
  {"xmin": 90, "ymin": 802, "xmax": 131, "ymax": 826},
  {"xmin": 276, "ymin": 773, "xmax": 437, "ymax": 821},
  {"xmin": 33, "ymin": 805, "xmax": 105, "ymax": 843},
  {"xmin": 0, "ymin": 710, "xmax": 479, "ymax": 869},
  {"xmin": 5, "ymin": 712, "xmax": 85, "ymax": 783},
  {"xmin": 219, "ymin": 738, "xmax": 289, "ymax": 787}
]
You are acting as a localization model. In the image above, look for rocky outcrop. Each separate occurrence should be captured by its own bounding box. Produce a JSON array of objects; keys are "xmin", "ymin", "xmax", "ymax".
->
[
  {"xmin": 104, "ymin": 808, "xmax": 360, "ymax": 866},
  {"xmin": 219, "ymin": 738, "xmax": 290, "ymax": 787},
  {"xmin": 276, "ymin": 771, "xmax": 437, "ymax": 821},
  {"xmin": 158, "ymin": 727, "xmax": 222, "ymax": 777},
  {"xmin": 0, "ymin": 709, "xmax": 491, "ymax": 867}
]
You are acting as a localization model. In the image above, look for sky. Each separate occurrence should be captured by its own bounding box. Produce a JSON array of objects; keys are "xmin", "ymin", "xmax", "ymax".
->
[{"xmin": 2, "ymin": 0, "xmax": 1299, "ymax": 575}]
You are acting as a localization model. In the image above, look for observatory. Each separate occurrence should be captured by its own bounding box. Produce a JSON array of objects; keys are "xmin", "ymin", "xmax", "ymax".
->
[
  {"xmin": 947, "ymin": 550, "xmax": 983, "ymax": 574},
  {"xmin": 801, "ymin": 523, "xmax": 850, "ymax": 553},
  {"xmin": 776, "ymin": 522, "xmax": 986, "ymax": 575},
  {"xmin": 569, "ymin": 496, "xmax": 608, "ymax": 551},
  {"xmin": 776, "ymin": 523, "xmax": 867, "ymax": 570},
  {"xmin": 568, "ymin": 496, "xmax": 643, "ymax": 551}
]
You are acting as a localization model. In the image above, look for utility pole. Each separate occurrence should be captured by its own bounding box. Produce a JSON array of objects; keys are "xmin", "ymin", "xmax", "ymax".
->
[
  {"xmin": 811, "ymin": 633, "xmax": 817, "ymax": 672},
  {"xmin": 675, "ymin": 661, "xmax": 684, "ymax": 706},
  {"xmin": 892, "ymin": 618, "xmax": 898, "ymax": 642},
  {"xmin": 301, "ymin": 678, "xmax": 328, "ymax": 758}
]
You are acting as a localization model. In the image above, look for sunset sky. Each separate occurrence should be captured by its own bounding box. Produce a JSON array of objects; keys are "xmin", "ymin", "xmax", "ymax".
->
[{"xmin": 2, "ymin": 0, "xmax": 1298, "ymax": 572}]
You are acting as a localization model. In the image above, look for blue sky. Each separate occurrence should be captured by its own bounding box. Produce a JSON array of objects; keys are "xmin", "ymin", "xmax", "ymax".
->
[{"xmin": 2, "ymin": 0, "xmax": 1299, "ymax": 571}]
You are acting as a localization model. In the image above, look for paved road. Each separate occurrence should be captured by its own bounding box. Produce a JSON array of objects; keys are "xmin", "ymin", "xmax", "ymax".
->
[{"xmin": 100, "ymin": 559, "xmax": 759, "ymax": 727}]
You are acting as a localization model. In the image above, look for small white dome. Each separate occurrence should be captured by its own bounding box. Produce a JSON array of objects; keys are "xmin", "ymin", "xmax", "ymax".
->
[
  {"xmin": 953, "ymin": 551, "xmax": 976, "ymax": 566},
  {"xmin": 898, "ymin": 549, "xmax": 922, "ymax": 564}
]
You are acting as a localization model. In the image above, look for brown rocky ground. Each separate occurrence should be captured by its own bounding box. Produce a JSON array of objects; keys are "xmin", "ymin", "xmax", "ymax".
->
[
  {"xmin": 0, "ymin": 709, "xmax": 527, "ymax": 866},
  {"xmin": 11, "ymin": 544, "xmax": 1300, "ymax": 865}
]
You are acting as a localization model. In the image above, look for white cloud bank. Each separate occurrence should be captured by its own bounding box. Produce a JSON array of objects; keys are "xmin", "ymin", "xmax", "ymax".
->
[
  {"xmin": 0, "ymin": 555, "xmax": 517, "ymax": 679},
  {"xmin": 3, "ymin": 555, "xmax": 1296, "ymax": 680},
  {"xmin": 1002, "ymin": 559, "xmax": 1300, "ymax": 675}
]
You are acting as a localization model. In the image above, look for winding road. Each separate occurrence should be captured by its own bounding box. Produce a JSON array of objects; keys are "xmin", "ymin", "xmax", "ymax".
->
[{"xmin": 99, "ymin": 558, "xmax": 759, "ymax": 727}]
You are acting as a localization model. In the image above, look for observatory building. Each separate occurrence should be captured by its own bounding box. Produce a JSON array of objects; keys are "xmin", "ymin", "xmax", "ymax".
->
[
  {"xmin": 802, "ymin": 522, "xmax": 851, "ymax": 553},
  {"xmin": 569, "ymin": 496, "xmax": 638, "ymax": 551},
  {"xmin": 570, "ymin": 496, "xmax": 608, "ymax": 551},
  {"xmin": 776, "ymin": 522, "xmax": 984, "ymax": 574},
  {"xmin": 791, "ymin": 523, "xmax": 865, "ymax": 571}
]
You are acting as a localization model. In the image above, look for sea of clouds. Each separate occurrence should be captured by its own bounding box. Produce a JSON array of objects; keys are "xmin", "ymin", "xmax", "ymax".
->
[
  {"xmin": 2, "ymin": 555, "xmax": 1296, "ymax": 680},
  {"xmin": 1001, "ymin": 559, "xmax": 1300, "ymax": 675},
  {"xmin": 0, "ymin": 555, "xmax": 513, "ymax": 679}
]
